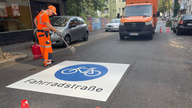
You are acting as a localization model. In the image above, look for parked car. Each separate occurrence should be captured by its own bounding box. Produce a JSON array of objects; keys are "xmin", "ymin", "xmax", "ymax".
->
[
  {"xmin": 171, "ymin": 15, "xmax": 179, "ymax": 32},
  {"xmin": 0, "ymin": 19, "xmax": 26, "ymax": 32},
  {"xmin": 105, "ymin": 19, "xmax": 121, "ymax": 32},
  {"xmin": 33, "ymin": 16, "xmax": 89, "ymax": 47},
  {"xmin": 161, "ymin": 16, "xmax": 167, "ymax": 21},
  {"xmin": 174, "ymin": 14, "xmax": 192, "ymax": 35}
]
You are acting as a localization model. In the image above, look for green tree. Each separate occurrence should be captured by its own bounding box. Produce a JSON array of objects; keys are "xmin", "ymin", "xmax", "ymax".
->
[
  {"xmin": 173, "ymin": 0, "xmax": 180, "ymax": 17},
  {"xmin": 67, "ymin": 0, "xmax": 107, "ymax": 17},
  {"xmin": 158, "ymin": 0, "xmax": 172, "ymax": 17}
]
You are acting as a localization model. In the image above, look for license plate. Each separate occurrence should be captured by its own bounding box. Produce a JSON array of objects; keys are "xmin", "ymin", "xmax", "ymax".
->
[
  {"xmin": 187, "ymin": 23, "xmax": 192, "ymax": 26},
  {"xmin": 129, "ymin": 33, "xmax": 139, "ymax": 36}
]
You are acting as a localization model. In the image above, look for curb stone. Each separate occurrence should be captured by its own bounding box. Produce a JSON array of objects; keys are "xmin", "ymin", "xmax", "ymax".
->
[{"xmin": 0, "ymin": 52, "xmax": 27, "ymax": 68}]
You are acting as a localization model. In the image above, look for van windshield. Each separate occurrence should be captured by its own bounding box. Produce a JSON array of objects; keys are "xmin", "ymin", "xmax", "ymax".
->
[{"xmin": 123, "ymin": 5, "xmax": 152, "ymax": 17}]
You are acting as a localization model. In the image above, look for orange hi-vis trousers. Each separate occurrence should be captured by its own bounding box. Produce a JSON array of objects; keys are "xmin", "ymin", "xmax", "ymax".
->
[{"xmin": 36, "ymin": 29, "xmax": 52, "ymax": 65}]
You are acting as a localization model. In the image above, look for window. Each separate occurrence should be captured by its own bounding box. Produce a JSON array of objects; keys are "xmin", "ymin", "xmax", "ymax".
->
[
  {"xmin": 123, "ymin": 5, "xmax": 152, "ymax": 17},
  {"xmin": 122, "ymin": 0, "xmax": 126, "ymax": 2},
  {"xmin": 69, "ymin": 18, "xmax": 79, "ymax": 26},
  {"xmin": 104, "ymin": 8, "xmax": 109, "ymax": 14},
  {"xmin": 184, "ymin": 15, "xmax": 192, "ymax": 20},
  {"xmin": 78, "ymin": 17, "xmax": 85, "ymax": 25},
  {"xmin": 105, "ymin": 0, "xmax": 108, "ymax": 4},
  {"xmin": 0, "ymin": 0, "xmax": 33, "ymax": 33},
  {"xmin": 119, "ymin": 8, "xmax": 121, "ymax": 12},
  {"xmin": 109, "ymin": 19, "xmax": 121, "ymax": 23},
  {"xmin": 51, "ymin": 17, "xmax": 69, "ymax": 27},
  {"xmin": 122, "ymin": 8, "xmax": 124, "ymax": 11}
]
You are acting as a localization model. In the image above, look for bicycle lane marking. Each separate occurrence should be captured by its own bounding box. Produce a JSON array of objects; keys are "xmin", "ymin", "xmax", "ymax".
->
[{"xmin": 6, "ymin": 61, "xmax": 130, "ymax": 102}]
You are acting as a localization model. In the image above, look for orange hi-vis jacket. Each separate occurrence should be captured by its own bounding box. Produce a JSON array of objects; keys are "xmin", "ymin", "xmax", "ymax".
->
[
  {"xmin": 36, "ymin": 11, "xmax": 50, "ymax": 31},
  {"xmin": 35, "ymin": 11, "xmax": 52, "ymax": 66}
]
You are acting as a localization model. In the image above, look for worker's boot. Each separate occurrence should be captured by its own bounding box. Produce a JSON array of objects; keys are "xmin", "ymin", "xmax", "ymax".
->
[{"xmin": 44, "ymin": 61, "xmax": 51, "ymax": 67}]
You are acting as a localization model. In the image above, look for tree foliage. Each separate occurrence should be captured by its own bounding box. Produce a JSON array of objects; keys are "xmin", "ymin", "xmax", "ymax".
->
[
  {"xmin": 158, "ymin": 0, "xmax": 172, "ymax": 16},
  {"xmin": 67, "ymin": 0, "xmax": 107, "ymax": 17},
  {"xmin": 173, "ymin": 0, "xmax": 180, "ymax": 17}
]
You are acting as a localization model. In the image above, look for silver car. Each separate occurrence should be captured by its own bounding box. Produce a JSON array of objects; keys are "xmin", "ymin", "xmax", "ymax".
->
[
  {"xmin": 33, "ymin": 16, "xmax": 89, "ymax": 47},
  {"xmin": 105, "ymin": 19, "xmax": 121, "ymax": 32}
]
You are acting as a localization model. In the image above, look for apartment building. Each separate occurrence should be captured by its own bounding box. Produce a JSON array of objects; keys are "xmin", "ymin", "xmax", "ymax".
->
[
  {"xmin": 187, "ymin": 0, "xmax": 192, "ymax": 14},
  {"xmin": 179, "ymin": 0, "xmax": 187, "ymax": 14},
  {"xmin": 101, "ymin": 0, "xmax": 126, "ymax": 18}
]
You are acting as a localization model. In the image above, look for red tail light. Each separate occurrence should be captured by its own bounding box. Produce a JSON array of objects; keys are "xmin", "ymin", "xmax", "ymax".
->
[{"xmin": 179, "ymin": 21, "xmax": 183, "ymax": 24}]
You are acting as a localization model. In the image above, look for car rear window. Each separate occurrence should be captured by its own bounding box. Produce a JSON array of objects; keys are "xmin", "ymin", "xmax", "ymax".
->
[{"xmin": 184, "ymin": 15, "xmax": 192, "ymax": 20}]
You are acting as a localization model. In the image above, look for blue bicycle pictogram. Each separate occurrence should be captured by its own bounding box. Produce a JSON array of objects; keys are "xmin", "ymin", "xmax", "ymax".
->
[{"xmin": 55, "ymin": 64, "xmax": 108, "ymax": 81}]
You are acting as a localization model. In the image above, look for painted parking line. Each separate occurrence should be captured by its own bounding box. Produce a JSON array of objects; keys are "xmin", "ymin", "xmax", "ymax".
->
[{"xmin": 7, "ymin": 61, "xmax": 130, "ymax": 102}]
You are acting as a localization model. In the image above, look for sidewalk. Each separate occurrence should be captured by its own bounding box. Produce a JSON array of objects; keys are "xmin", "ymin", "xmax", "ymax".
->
[{"xmin": 0, "ymin": 29, "xmax": 105, "ymax": 68}]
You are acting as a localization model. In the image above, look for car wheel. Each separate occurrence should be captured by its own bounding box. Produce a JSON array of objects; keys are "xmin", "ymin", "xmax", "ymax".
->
[
  {"xmin": 105, "ymin": 30, "xmax": 108, "ymax": 32},
  {"xmin": 173, "ymin": 28, "xmax": 176, "ymax": 33},
  {"xmin": 120, "ymin": 34, "xmax": 125, "ymax": 40},
  {"xmin": 83, "ymin": 32, "xmax": 89, "ymax": 41},
  {"xmin": 63, "ymin": 35, "xmax": 71, "ymax": 47},
  {"xmin": 176, "ymin": 29, "xmax": 181, "ymax": 35}
]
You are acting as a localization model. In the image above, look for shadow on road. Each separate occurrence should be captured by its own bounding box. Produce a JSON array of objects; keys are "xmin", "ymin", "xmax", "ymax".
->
[{"xmin": 120, "ymin": 36, "xmax": 153, "ymax": 41}]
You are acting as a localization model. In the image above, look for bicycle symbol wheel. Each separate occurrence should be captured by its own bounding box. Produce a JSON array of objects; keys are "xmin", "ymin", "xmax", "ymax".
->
[
  {"xmin": 84, "ymin": 70, "xmax": 101, "ymax": 77},
  {"xmin": 61, "ymin": 68, "xmax": 77, "ymax": 74}
]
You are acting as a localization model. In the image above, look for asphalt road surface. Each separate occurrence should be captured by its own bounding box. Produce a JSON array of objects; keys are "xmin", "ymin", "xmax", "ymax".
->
[{"xmin": 1, "ymin": 21, "xmax": 192, "ymax": 108}]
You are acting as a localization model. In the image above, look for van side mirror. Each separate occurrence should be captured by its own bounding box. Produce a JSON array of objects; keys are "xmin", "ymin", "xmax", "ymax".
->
[
  {"xmin": 117, "ymin": 13, "xmax": 120, "ymax": 18},
  {"xmin": 153, "ymin": 11, "xmax": 160, "ymax": 17},
  {"xmin": 157, "ymin": 11, "xmax": 160, "ymax": 17}
]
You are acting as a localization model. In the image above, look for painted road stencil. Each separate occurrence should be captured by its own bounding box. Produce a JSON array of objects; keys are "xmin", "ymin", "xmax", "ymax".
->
[{"xmin": 7, "ymin": 61, "xmax": 129, "ymax": 102}]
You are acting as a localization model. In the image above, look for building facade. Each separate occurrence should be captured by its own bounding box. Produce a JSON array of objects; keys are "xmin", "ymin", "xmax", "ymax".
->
[
  {"xmin": 0, "ymin": 0, "xmax": 67, "ymax": 46},
  {"xmin": 101, "ymin": 0, "xmax": 126, "ymax": 18},
  {"xmin": 187, "ymin": 0, "xmax": 192, "ymax": 14},
  {"xmin": 179, "ymin": 0, "xmax": 187, "ymax": 14}
]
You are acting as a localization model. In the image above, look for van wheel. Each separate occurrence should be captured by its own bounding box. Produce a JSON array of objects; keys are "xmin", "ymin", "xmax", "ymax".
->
[
  {"xmin": 148, "ymin": 34, "xmax": 153, "ymax": 40},
  {"xmin": 120, "ymin": 35, "xmax": 125, "ymax": 40},
  {"xmin": 63, "ymin": 35, "xmax": 71, "ymax": 47}
]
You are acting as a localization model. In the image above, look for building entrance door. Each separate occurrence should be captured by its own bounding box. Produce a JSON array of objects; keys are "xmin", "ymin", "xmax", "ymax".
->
[{"xmin": 35, "ymin": 2, "xmax": 60, "ymax": 16}]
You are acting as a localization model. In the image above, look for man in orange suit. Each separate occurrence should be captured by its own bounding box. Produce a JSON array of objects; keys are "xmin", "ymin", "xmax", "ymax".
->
[{"xmin": 34, "ymin": 5, "xmax": 61, "ymax": 67}]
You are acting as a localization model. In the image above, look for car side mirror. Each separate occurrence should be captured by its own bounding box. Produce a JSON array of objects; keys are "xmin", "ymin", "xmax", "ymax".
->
[{"xmin": 69, "ymin": 24, "xmax": 76, "ymax": 28}]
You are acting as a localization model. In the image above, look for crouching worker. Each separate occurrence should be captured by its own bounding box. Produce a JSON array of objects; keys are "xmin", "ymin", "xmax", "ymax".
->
[{"xmin": 34, "ymin": 5, "xmax": 61, "ymax": 67}]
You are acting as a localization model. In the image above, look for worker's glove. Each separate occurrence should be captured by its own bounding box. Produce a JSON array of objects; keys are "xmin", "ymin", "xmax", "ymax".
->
[{"xmin": 55, "ymin": 31, "xmax": 62, "ymax": 37}]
